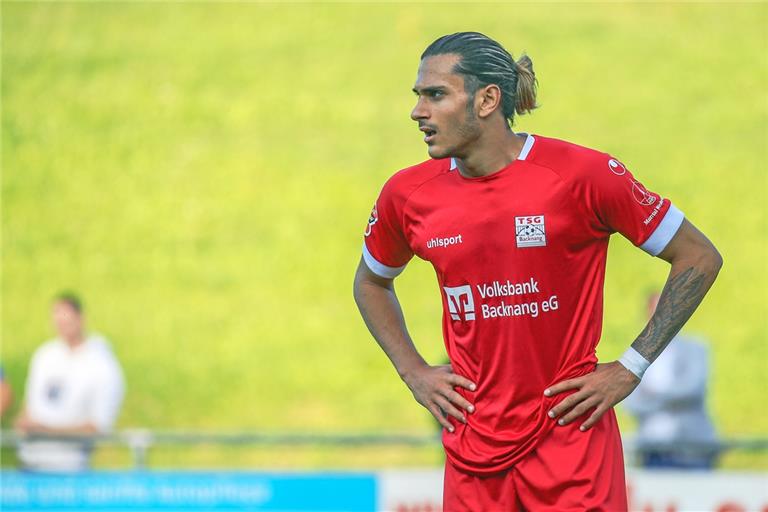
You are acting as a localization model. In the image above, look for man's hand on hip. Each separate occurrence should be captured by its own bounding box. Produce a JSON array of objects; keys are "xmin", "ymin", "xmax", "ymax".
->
[
  {"xmin": 402, "ymin": 364, "xmax": 476, "ymax": 432},
  {"xmin": 543, "ymin": 361, "xmax": 640, "ymax": 432}
]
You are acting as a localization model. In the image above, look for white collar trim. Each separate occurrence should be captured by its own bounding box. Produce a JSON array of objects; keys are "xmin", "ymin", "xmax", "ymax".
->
[
  {"xmin": 517, "ymin": 133, "xmax": 535, "ymax": 161},
  {"xmin": 448, "ymin": 133, "xmax": 535, "ymax": 171}
]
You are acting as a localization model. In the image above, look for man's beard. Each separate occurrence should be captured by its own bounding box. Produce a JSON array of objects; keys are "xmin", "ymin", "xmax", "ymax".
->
[
  {"xmin": 427, "ymin": 100, "xmax": 482, "ymax": 160},
  {"xmin": 443, "ymin": 107, "xmax": 481, "ymax": 159}
]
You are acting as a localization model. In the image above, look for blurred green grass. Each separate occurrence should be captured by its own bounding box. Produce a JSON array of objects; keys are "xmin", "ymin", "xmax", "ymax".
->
[{"xmin": 2, "ymin": 2, "xmax": 766, "ymax": 468}]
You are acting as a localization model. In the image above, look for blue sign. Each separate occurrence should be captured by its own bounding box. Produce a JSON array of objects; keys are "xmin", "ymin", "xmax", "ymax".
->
[{"xmin": 0, "ymin": 471, "xmax": 377, "ymax": 511}]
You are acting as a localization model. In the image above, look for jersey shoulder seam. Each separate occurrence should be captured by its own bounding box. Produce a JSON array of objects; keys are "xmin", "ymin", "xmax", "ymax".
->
[
  {"xmin": 525, "ymin": 159, "xmax": 599, "ymax": 227},
  {"xmin": 396, "ymin": 163, "xmax": 452, "ymax": 238}
]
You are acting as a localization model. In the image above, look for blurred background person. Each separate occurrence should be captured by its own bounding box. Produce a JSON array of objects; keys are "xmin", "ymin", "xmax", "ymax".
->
[
  {"xmin": 14, "ymin": 292, "xmax": 125, "ymax": 472},
  {"xmin": 623, "ymin": 292, "xmax": 719, "ymax": 469},
  {"xmin": 0, "ymin": 365, "xmax": 13, "ymax": 418}
]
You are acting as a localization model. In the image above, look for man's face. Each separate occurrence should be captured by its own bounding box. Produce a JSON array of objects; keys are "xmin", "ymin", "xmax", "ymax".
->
[
  {"xmin": 52, "ymin": 301, "xmax": 83, "ymax": 340},
  {"xmin": 411, "ymin": 54, "xmax": 481, "ymax": 159}
]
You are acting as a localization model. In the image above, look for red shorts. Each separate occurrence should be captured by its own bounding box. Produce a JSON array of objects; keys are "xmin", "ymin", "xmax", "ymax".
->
[{"xmin": 443, "ymin": 409, "xmax": 627, "ymax": 511}]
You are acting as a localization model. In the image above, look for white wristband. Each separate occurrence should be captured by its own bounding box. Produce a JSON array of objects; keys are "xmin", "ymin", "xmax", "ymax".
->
[{"xmin": 618, "ymin": 347, "xmax": 651, "ymax": 380}]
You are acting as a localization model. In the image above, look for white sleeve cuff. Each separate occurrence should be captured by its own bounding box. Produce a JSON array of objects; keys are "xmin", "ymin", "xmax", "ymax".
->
[
  {"xmin": 619, "ymin": 347, "xmax": 651, "ymax": 380},
  {"xmin": 362, "ymin": 243, "xmax": 407, "ymax": 279},
  {"xmin": 640, "ymin": 204, "xmax": 685, "ymax": 256}
]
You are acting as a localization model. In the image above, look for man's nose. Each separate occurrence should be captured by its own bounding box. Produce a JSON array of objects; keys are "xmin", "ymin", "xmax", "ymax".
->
[{"xmin": 411, "ymin": 97, "xmax": 429, "ymax": 121}]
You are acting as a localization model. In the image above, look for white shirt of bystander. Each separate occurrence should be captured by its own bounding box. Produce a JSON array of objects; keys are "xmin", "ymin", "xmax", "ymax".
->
[
  {"xmin": 623, "ymin": 334, "xmax": 717, "ymax": 445},
  {"xmin": 19, "ymin": 334, "xmax": 125, "ymax": 471}
]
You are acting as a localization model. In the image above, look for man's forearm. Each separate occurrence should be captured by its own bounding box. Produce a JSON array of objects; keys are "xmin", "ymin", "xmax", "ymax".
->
[
  {"xmin": 353, "ymin": 274, "xmax": 426, "ymax": 379},
  {"xmin": 632, "ymin": 257, "xmax": 721, "ymax": 363},
  {"xmin": 30, "ymin": 423, "xmax": 100, "ymax": 436},
  {"xmin": 16, "ymin": 409, "xmax": 101, "ymax": 436},
  {"xmin": 353, "ymin": 261, "xmax": 477, "ymax": 431}
]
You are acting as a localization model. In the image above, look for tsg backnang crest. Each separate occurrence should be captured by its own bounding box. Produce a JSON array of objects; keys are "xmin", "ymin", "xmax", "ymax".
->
[{"xmin": 515, "ymin": 215, "xmax": 546, "ymax": 248}]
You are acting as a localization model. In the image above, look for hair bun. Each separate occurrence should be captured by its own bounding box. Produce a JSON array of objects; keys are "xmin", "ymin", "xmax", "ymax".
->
[{"xmin": 514, "ymin": 54, "xmax": 538, "ymax": 116}]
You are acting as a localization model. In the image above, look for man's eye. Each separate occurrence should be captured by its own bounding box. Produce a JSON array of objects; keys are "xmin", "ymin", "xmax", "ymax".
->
[{"xmin": 430, "ymin": 91, "xmax": 444, "ymax": 98}]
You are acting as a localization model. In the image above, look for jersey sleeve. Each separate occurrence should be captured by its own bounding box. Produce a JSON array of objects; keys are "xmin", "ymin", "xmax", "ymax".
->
[
  {"xmin": 362, "ymin": 176, "xmax": 414, "ymax": 278},
  {"xmin": 580, "ymin": 155, "xmax": 685, "ymax": 256}
]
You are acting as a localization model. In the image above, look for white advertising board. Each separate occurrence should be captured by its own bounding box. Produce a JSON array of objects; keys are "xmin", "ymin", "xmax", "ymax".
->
[{"xmin": 378, "ymin": 469, "xmax": 768, "ymax": 512}]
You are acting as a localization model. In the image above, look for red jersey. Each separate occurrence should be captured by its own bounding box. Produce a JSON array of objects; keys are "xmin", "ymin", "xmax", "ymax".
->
[{"xmin": 362, "ymin": 134, "xmax": 684, "ymax": 475}]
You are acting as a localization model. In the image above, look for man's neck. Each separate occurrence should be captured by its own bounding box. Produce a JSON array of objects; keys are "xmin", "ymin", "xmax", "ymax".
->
[
  {"xmin": 63, "ymin": 333, "xmax": 86, "ymax": 349},
  {"xmin": 455, "ymin": 130, "xmax": 527, "ymax": 178}
]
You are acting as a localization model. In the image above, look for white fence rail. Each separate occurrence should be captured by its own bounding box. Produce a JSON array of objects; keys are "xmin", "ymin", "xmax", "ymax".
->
[{"xmin": 1, "ymin": 429, "xmax": 766, "ymax": 470}]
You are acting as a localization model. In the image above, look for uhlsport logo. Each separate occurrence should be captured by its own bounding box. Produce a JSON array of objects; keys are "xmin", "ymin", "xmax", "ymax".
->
[
  {"xmin": 608, "ymin": 158, "xmax": 627, "ymax": 176},
  {"xmin": 364, "ymin": 202, "xmax": 378, "ymax": 237},
  {"xmin": 443, "ymin": 285, "xmax": 475, "ymax": 321},
  {"xmin": 515, "ymin": 215, "xmax": 546, "ymax": 248},
  {"xmin": 426, "ymin": 233, "xmax": 463, "ymax": 249}
]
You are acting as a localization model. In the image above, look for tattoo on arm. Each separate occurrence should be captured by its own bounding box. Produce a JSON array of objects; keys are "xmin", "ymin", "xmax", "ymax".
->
[{"xmin": 631, "ymin": 267, "xmax": 708, "ymax": 362}]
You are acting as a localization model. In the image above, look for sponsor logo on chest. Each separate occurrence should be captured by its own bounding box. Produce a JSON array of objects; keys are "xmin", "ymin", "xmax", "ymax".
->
[
  {"xmin": 515, "ymin": 215, "xmax": 546, "ymax": 248},
  {"xmin": 443, "ymin": 285, "xmax": 475, "ymax": 321},
  {"xmin": 442, "ymin": 277, "xmax": 559, "ymax": 322}
]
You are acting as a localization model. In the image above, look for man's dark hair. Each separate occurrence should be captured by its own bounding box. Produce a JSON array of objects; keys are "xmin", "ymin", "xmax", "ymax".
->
[
  {"xmin": 421, "ymin": 32, "xmax": 538, "ymax": 125},
  {"xmin": 54, "ymin": 291, "xmax": 83, "ymax": 313}
]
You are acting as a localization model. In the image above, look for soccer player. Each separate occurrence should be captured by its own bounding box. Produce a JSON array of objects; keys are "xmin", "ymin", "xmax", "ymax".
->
[{"xmin": 353, "ymin": 32, "xmax": 722, "ymax": 510}]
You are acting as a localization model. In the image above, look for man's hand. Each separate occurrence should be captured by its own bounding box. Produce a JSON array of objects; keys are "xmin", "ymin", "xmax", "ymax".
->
[
  {"xmin": 14, "ymin": 412, "xmax": 42, "ymax": 434},
  {"xmin": 544, "ymin": 361, "xmax": 639, "ymax": 432},
  {"xmin": 403, "ymin": 364, "xmax": 476, "ymax": 432},
  {"xmin": 14, "ymin": 410, "xmax": 100, "ymax": 436}
]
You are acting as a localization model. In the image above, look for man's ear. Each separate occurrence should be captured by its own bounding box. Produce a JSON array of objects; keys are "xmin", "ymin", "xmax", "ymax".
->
[{"xmin": 476, "ymin": 84, "xmax": 502, "ymax": 119}]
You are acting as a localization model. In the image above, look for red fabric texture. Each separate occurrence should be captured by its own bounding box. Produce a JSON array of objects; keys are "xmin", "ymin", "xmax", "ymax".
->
[{"xmin": 443, "ymin": 409, "xmax": 628, "ymax": 512}]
